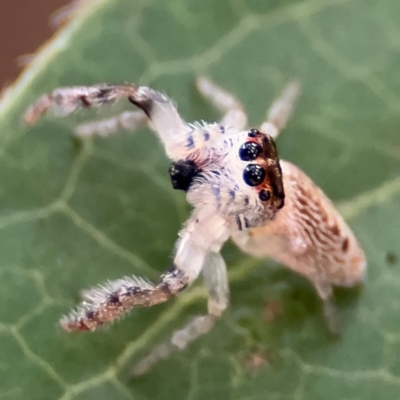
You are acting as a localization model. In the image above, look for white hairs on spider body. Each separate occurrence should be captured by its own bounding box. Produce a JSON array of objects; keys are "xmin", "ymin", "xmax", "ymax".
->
[
  {"xmin": 24, "ymin": 77, "xmax": 366, "ymax": 374},
  {"xmin": 185, "ymin": 130, "xmax": 274, "ymax": 224}
]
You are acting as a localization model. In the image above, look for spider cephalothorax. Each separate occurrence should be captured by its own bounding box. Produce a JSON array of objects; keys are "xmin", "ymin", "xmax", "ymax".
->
[
  {"xmin": 23, "ymin": 76, "xmax": 366, "ymax": 376},
  {"xmin": 177, "ymin": 126, "xmax": 286, "ymax": 231}
]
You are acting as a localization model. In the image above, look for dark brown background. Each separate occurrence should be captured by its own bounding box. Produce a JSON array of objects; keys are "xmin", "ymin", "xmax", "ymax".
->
[{"xmin": 0, "ymin": 0, "xmax": 70, "ymax": 88}]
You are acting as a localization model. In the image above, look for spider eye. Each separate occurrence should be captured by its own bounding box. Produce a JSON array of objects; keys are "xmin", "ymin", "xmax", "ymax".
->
[
  {"xmin": 248, "ymin": 128, "xmax": 259, "ymax": 138},
  {"xmin": 239, "ymin": 142, "xmax": 262, "ymax": 161},
  {"xmin": 243, "ymin": 164, "xmax": 266, "ymax": 186},
  {"xmin": 258, "ymin": 189, "xmax": 271, "ymax": 201}
]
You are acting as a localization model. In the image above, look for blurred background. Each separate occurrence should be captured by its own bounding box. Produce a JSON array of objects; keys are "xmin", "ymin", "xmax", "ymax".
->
[{"xmin": 0, "ymin": 0, "xmax": 69, "ymax": 87}]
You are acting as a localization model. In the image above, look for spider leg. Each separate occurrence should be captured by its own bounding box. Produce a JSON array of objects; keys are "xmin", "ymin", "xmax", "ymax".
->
[
  {"xmin": 132, "ymin": 251, "xmax": 229, "ymax": 376},
  {"xmin": 313, "ymin": 278, "xmax": 340, "ymax": 336},
  {"xmin": 259, "ymin": 81, "xmax": 301, "ymax": 139},
  {"xmin": 74, "ymin": 111, "xmax": 147, "ymax": 138},
  {"xmin": 59, "ymin": 210, "xmax": 229, "ymax": 333},
  {"xmin": 196, "ymin": 76, "xmax": 248, "ymax": 130},
  {"xmin": 23, "ymin": 84, "xmax": 193, "ymax": 159}
]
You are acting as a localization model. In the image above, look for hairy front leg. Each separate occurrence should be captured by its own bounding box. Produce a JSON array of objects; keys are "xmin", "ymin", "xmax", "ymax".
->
[
  {"xmin": 23, "ymin": 83, "xmax": 193, "ymax": 160},
  {"xmin": 60, "ymin": 210, "xmax": 229, "ymax": 332},
  {"xmin": 132, "ymin": 251, "xmax": 229, "ymax": 376},
  {"xmin": 23, "ymin": 82, "xmax": 246, "ymax": 159}
]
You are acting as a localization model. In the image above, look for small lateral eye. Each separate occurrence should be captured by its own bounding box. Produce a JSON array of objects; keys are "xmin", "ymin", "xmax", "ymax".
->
[
  {"xmin": 248, "ymin": 128, "xmax": 259, "ymax": 138},
  {"xmin": 258, "ymin": 189, "xmax": 271, "ymax": 201},
  {"xmin": 243, "ymin": 164, "xmax": 266, "ymax": 186},
  {"xmin": 239, "ymin": 142, "xmax": 262, "ymax": 161}
]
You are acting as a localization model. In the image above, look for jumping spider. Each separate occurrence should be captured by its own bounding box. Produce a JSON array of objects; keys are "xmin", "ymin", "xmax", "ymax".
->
[{"xmin": 24, "ymin": 77, "xmax": 366, "ymax": 375}]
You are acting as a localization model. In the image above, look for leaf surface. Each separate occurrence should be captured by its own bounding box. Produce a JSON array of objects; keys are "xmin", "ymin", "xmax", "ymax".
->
[{"xmin": 1, "ymin": 0, "xmax": 400, "ymax": 398}]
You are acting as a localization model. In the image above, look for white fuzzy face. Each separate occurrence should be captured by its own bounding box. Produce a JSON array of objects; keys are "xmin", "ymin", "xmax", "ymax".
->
[{"xmin": 185, "ymin": 127, "xmax": 285, "ymax": 230}]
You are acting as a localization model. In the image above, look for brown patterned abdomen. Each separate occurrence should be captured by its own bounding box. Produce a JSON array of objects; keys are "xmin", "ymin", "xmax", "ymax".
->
[{"xmin": 232, "ymin": 161, "xmax": 366, "ymax": 289}]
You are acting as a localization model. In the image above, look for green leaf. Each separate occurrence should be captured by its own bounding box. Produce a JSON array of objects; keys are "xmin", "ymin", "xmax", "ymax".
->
[{"xmin": 1, "ymin": 0, "xmax": 400, "ymax": 398}]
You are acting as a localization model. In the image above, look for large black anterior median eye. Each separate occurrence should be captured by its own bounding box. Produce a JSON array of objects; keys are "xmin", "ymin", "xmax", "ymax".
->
[
  {"xmin": 243, "ymin": 164, "xmax": 266, "ymax": 186},
  {"xmin": 238, "ymin": 142, "xmax": 262, "ymax": 161}
]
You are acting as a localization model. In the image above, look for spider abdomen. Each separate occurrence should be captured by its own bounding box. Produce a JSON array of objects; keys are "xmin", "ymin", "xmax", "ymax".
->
[{"xmin": 232, "ymin": 161, "xmax": 366, "ymax": 288}]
